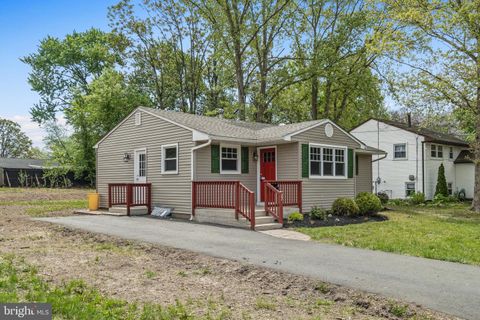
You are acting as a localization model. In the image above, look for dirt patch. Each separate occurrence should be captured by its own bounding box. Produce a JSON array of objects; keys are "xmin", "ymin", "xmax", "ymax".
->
[
  {"xmin": 285, "ymin": 213, "xmax": 388, "ymax": 228},
  {"xmin": 0, "ymin": 188, "xmax": 458, "ymax": 319}
]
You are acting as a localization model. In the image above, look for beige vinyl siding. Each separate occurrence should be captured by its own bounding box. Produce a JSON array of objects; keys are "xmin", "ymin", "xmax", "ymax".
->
[
  {"xmin": 355, "ymin": 154, "xmax": 373, "ymax": 194},
  {"xmin": 292, "ymin": 123, "xmax": 360, "ymax": 211},
  {"xmin": 276, "ymin": 143, "xmax": 299, "ymax": 180},
  {"xmin": 96, "ymin": 110, "xmax": 194, "ymax": 214},
  {"xmin": 194, "ymin": 144, "xmax": 257, "ymax": 199}
]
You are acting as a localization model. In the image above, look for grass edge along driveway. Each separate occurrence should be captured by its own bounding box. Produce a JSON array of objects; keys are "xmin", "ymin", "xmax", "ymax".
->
[{"xmin": 297, "ymin": 204, "xmax": 480, "ymax": 266}]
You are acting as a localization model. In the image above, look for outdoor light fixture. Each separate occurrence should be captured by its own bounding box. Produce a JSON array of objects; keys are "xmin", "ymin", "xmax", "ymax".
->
[
  {"xmin": 123, "ymin": 153, "xmax": 131, "ymax": 162},
  {"xmin": 253, "ymin": 151, "xmax": 258, "ymax": 161}
]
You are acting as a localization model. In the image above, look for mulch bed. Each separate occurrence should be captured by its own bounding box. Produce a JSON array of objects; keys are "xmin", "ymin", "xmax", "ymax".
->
[{"xmin": 284, "ymin": 213, "xmax": 388, "ymax": 228}]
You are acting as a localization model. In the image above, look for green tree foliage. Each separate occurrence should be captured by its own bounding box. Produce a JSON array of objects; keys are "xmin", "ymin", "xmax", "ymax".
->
[
  {"xmin": 435, "ymin": 163, "xmax": 448, "ymax": 197},
  {"xmin": 0, "ymin": 118, "xmax": 33, "ymax": 158},
  {"xmin": 377, "ymin": 0, "xmax": 480, "ymax": 210}
]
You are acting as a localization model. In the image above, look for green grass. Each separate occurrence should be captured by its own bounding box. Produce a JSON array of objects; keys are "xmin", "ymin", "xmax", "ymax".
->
[
  {"xmin": 1, "ymin": 199, "xmax": 87, "ymax": 216},
  {"xmin": 0, "ymin": 255, "xmax": 196, "ymax": 319},
  {"xmin": 297, "ymin": 203, "xmax": 480, "ymax": 265}
]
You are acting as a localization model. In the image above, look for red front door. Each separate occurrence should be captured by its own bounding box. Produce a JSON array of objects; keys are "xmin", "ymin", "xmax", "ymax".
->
[{"xmin": 260, "ymin": 148, "xmax": 276, "ymax": 201}]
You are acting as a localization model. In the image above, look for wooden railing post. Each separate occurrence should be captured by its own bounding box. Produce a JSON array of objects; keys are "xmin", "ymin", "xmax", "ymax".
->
[
  {"xmin": 126, "ymin": 184, "xmax": 132, "ymax": 216},
  {"xmin": 249, "ymin": 192, "xmax": 255, "ymax": 230},
  {"xmin": 235, "ymin": 181, "xmax": 240, "ymax": 219},
  {"xmin": 108, "ymin": 185, "xmax": 112, "ymax": 208},
  {"xmin": 278, "ymin": 191, "xmax": 284, "ymax": 224},
  {"xmin": 147, "ymin": 183, "xmax": 152, "ymax": 214},
  {"xmin": 298, "ymin": 182, "xmax": 302, "ymax": 213}
]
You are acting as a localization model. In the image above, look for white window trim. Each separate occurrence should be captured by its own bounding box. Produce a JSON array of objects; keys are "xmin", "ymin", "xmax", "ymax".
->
[
  {"xmin": 405, "ymin": 182, "xmax": 415, "ymax": 197},
  {"xmin": 430, "ymin": 144, "xmax": 444, "ymax": 159},
  {"xmin": 393, "ymin": 143, "xmax": 407, "ymax": 160},
  {"xmin": 449, "ymin": 147, "xmax": 454, "ymax": 160},
  {"xmin": 161, "ymin": 143, "xmax": 179, "ymax": 174},
  {"xmin": 220, "ymin": 144, "xmax": 241, "ymax": 174},
  {"xmin": 308, "ymin": 143, "xmax": 347, "ymax": 179}
]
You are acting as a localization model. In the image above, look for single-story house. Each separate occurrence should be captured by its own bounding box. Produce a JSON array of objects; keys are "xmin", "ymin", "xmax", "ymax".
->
[
  {"xmin": 350, "ymin": 118, "xmax": 473, "ymax": 200},
  {"xmin": 95, "ymin": 107, "xmax": 384, "ymax": 230}
]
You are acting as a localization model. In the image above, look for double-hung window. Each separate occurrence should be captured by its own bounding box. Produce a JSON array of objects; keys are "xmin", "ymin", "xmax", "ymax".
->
[
  {"xmin": 309, "ymin": 145, "xmax": 346, "ymax": 178},
  {"xmin": 405, "ymin": 182, "xmax": 415, "ymax": 197},
  {"xmin": 449, "ymin": 147, "xmax": 454, "ymax": 159},
  {"xmin": 221, "ymin": 146, "xmax": 240, "ymax": 173},
  {"xmin": 161, "ymin": 144, "xmax": 178, "ymax": 174},
  {"xmin": 431, "ymin": 144, "xmax": 443, "ymax": 158},
  {"xmin": 393, "ymin": 143, "xmax": 407, "ymax": 159}
]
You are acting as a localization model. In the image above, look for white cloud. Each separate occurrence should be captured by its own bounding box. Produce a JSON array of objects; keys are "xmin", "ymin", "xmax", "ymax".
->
[{"xmin": 5, "ymin": 114, "xmax": 69, "ymax": 149}]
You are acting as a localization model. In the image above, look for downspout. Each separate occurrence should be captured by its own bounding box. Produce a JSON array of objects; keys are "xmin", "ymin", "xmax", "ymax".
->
[
  {"xmin": 416, "ymin": 135, "xmax": 419, "ymax": 193},
  {"xmin": 190, "ymin": 139, "xmax": 212, "ymax": 220},
  {"xmin": 421, "ymin": 141, "xmax": 425, "ymax": 194}
]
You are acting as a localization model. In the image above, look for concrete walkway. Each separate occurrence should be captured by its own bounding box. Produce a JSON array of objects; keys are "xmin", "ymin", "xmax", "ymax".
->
[{"xmin": 38, "ymin": 215, "xmax": 480, "ymax": 320}]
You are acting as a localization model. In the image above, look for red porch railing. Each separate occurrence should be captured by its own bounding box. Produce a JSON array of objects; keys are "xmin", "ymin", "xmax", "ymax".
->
[
  {"xmin": 266, "ymin": 180, "xmax": 302, "ymax": 213},
  {"xmin": 108, "ymin": 183, "xmax": 152, "ymax": 215},
  {"xmin": 192, "ymin": 181, "xmax": 255, "ymax": 230},
  {"xmin": 264, "ymin": 182, "xmax": 284, "ymax": 224}
]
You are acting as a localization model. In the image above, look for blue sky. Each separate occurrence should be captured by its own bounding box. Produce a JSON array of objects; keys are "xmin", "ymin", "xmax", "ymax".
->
[{"xmin": 0, "ymin": 0, "xmax": 117, "ymax": 147}]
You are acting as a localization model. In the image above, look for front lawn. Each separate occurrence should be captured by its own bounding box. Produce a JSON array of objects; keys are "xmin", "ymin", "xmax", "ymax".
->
[{"xmin": 297, "ymin": 203, "xmax": 480, "ymax": 265}]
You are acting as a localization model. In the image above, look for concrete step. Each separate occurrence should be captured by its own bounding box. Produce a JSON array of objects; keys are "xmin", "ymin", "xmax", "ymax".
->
[
  {"xmin": 172, "ymin": 212, "xmax": 190, "ymax": 220},
  {"xmin": 240, "ymin": 215, "xmax": 275, "ymax": 224},
  {"xmin": 109, "ymin": 206, "xmax": 148, "ymax": 216},
  {"xmin": 254, "ymin": 222, "xmax": 283, "ymax": 231}
]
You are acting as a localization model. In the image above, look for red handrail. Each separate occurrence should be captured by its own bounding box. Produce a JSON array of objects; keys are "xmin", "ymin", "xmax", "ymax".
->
[
  {"xmin": 264, "ymin": 182, "xmax": 283, "ymax": 224},
  {"xmin": 265, "ymin": 180, "xmax": 302, "ymax": 213},
  {"xmin": 192, "ymin": 181, "xmax": 256, "ymax": 230},
  {"xmin": 108, "ymin": 183, "xmax": 152, "ymax": 215}
]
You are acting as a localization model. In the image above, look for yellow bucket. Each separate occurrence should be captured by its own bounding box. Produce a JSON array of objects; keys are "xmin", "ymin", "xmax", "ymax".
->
[{"xmin": 87, "ymin": 193, "xmax": 99, "ymax": 211}]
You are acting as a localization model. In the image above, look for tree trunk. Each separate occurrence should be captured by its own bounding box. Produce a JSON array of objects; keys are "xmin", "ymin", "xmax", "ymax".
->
[
  {"xmin": 473, "ymin": 52, "xmax": 480, "ymax": 212},
  {"xmin": 311, "ymin": 76, "xmax": 319, "ymax": 120}
]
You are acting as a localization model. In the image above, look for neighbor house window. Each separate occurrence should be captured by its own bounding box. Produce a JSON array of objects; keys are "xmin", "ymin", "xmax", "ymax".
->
[
  {"xmin": 447, "ymin": 182, "xmax": 453, "ymax": 195},
  {"xmin": 449, "ymin": 147, "xmax": 454, "ymax": 159},
  {"xmin": 393, "ymin": 143, "xmax": 407, "ymax": 159},
  {"xmin": 405, "ymin": 182, "xmax": 415, "ymax": 197},
  {"xmin": 431, "ymin": 144, "xmax": 443, "ymax": 158},
  {"xmin": 161, "ymin": 144, "xmax": 178, "ymax": 174},
  {"xmin": 221, "ymin": 145, "xmax": 240, "ymax": 173},
  {"xmin": 309, "ymin": 144, "xmax": 346, "ymax": 178}
]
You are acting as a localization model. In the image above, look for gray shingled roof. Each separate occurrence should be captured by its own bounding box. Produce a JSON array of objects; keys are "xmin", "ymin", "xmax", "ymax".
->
[
  {"xmin": 454, "ymin": 150, "xmax": 474, "ymax": 164},
  {"xmin": 356, "ymin": 118, "xmax": 470, "ymax": 147},
  {"xmin": 0, "ymin": 158, "xmax": 55, "ymax": 169},
  {"xmin": 141, "ymin": 107, "xmax": 327, "ymax": 142}
]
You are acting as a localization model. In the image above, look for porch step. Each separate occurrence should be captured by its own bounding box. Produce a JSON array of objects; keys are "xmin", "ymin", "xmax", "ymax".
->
[
  {"xmin": 254, "ymin": 223, "xmax": 283, "ymax": 231},
  {"xmin": 109, "ymin": 206, "xmax": 148, "ymax": 216}
]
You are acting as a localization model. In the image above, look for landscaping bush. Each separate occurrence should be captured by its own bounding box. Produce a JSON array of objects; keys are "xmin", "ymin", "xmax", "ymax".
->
[
  {"xmin": 355, "ymin": 192, "xmax": 382, "ymax": 215},
  {"xmin": 409, "ymin": 192, "xmax": 425, "ymax": 205},
  {"xmin": 435, "ymin": 163, "xmax": 448, "ymax": 197},
  {"xmin": 388, "ymin": 198, "xmax": 410, "ymax": 206},
  {"xmin": 287, "ymin": 212, "xmax": 304, "ymax": 222},
  {"xmin": 430, "ymin": 194, "xmax": 458, "ymax": 206},
  {"xmin": 332, "ymin": 198, "xmax": 359, "ymax": 216},
  {"xmin": 309, "ymin": 206, "xmax": 327, "ymax": 220},
  {"xmin": 376, "ymin": 192, "xmax": 389, "ymax": 205}
]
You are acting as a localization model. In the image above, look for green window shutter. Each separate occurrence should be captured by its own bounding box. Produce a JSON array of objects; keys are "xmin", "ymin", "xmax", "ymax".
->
[
  {"xmin": 241, "ymin": 147, "xmax": 249, "ymax": 173},
  {"xmin": 301, "ymin": 144, "xmax": 309, "ymax": 178},
  {"xmin": 211, "ymin": 145, "xmax": 220, "ymax": 173},
  {"xmin": 348, "ymin": 148, "xmax": 354, "ymax": 178}
]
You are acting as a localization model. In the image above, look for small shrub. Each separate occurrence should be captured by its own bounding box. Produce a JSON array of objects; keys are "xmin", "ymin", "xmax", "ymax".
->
[
  {"xmin": 332, "ymin": 198, "xmax": 359, "ymax": 216},
  {"xmin": 429, "ymin": 194, "xmax": 458, "ymax": 206},
  {"xmin": 288, "ymin": 212, "xmax": 304, "ymax": 222},
  {"xmin": 309, "ymin": 206, "xmax": 327, "ymax": 220},
  {"xmin": 409, "ymin": 192, "xmax": 425, "ymax": 205},
  {"xmin": 376, "ymin": 192, "xmax": 389, "ymax": 205},
  {"xmin": 355, "ymin": 192, "xmax": 382, "ymax": 215},
  {"xmin": 388, "ymin": 198, "xmax": 409, "ymax": 206},
  {"xmin": 389, "ymin": 302, "xmax": 409, "ymax": 317},
  {"xmin": 435, "ymin": 163, "xmax": 448, "ymax": 197}
]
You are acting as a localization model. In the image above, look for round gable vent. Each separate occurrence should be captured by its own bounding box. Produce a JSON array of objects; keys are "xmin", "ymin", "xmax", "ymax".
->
[{"xmin": 325, "ymin": 123, "xmax": 334, "ymax": 137}]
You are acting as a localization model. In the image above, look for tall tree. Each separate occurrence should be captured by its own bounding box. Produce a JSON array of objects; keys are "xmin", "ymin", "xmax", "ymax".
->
[
  {"xmin": 380, "ymin": 0, "xmax": 480, "ymax": 211},
  {"xmin": 0, "ymin": 119, "xmax": 33, "ymax": 158}
]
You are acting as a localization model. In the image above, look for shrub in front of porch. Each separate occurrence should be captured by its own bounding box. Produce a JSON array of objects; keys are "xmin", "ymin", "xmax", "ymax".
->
[
  {"xmin": 355, "ymin": 192, "xmax": 382, "ymax": 215},
  {"xmin": 287, "ymin": 212, "xmax": 304, "ymax": 222},
  {"xmin": 332, "ymin": 198, "xmax": 359, "ymax": 216}
]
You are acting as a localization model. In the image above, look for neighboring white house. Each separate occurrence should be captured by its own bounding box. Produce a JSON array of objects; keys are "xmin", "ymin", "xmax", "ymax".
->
[{"xmin": 350, "ymin": 118, "xmax": 473, "ymax": 200}]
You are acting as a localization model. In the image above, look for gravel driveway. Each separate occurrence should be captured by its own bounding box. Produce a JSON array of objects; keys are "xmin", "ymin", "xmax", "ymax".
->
[{"xmin": 38, "ymin": 215, "xmax": 480, "ymax": 320}]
